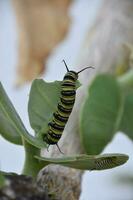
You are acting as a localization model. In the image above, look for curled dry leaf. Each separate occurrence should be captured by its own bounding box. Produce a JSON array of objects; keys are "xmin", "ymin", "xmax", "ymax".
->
[{"xmin": 12, "ymin": 0, "xmax": 72, "ymax": 85}]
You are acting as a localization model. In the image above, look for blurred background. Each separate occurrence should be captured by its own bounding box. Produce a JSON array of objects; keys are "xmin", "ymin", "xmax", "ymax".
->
[{"xmin": 0, "ymin": 0, "xmax": 133, "ymax": 199}]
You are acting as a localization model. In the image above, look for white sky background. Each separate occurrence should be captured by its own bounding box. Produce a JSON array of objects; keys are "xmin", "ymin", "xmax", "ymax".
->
[{"xmin": 0, "ymin": 0, "xmax": 133, "ymax": 199}]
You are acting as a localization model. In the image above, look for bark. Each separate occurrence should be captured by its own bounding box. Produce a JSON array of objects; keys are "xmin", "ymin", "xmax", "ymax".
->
[{"xmin": 38, "ymin": 0, "xmax": 133, "ymax": 199}]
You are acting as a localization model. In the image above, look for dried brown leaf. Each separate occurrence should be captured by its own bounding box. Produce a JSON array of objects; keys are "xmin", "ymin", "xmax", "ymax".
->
[{"xmin": 12, "ymin": 0, "xmax": 72, "ymax": 85}]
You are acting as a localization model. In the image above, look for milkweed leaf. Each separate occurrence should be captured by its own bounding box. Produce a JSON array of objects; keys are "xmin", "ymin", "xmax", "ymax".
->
[
  {"xmin": 36, "ymin": 153, "xmax": 128, "ymax": 171},
  {"xmin": 0, "ymin": 83, "xmax": 23, "ymax": 145},
  {"xmin": 80, "ymin": 75, "xmax": 123, "ymax": 154},
  {"xmin": 28, "ymin": 80, "xmax": 62, "ymax": 134},
  {"xmin": 0, "ymin": 83, "xmax": 46, "ymax": 148}
]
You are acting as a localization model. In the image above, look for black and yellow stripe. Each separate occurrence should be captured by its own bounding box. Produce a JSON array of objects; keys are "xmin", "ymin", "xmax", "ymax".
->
[
  {"xmin": 44, "ymin": 71, "xmax": 78, "ymax": 145},
  {"xmin": 43, "ymin": 60, "xmax": 94, "ymax": 152}
]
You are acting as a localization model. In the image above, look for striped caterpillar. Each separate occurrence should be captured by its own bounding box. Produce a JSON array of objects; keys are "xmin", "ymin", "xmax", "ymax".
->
[{"xmin": 43, "ymin": 60, "xmax": 94, "ymax": 153}]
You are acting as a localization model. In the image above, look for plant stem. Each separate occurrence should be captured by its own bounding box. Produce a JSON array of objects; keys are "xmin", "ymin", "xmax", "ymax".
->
[
  {"xmin": 117, "ymin": 70, "xmax": 133, "ymax": 92},
  {"xmin": 22, "ymin": 139, "xmax": 44, "ymax": 178}
]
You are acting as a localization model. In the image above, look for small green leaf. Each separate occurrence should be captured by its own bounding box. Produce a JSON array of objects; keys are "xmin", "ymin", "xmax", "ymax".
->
[
  {"xmin": 119, "ymin": 92, "xmax": 133, "ymax": 140},
  {"xmin": 35, "ymin": 153, "xmax": 128, "ymax": 171},
  {"xmin": 28, "ymin": 79, "xmax": 81, "ymax": 135},
  {"xmin": 0, "ymin": 83, "xmax": 46, "ymax": 148},
  {"xmin": 80, "ymin": 75, "xmax": 123, "ymax": 154}
]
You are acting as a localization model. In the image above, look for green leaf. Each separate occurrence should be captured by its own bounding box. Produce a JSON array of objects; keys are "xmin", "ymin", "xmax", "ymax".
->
[
  {"xmin": 35, "ymin": 153, "xmax": 128, "ymax": 171},
  {"xmin": 28, "ymin": 79, "xmax": 81, "ymax": 136},
  {"xmin": 28, "ymin": 80, "xmax": 62, "ymax": 134},
  {"xmin": 0, "ymin": 83, "xmax": 46, "ymax": 148},
  {"xmin": 119, "ymin": 92, "xmax": 133, "ymax": 140},
  {"xmin": 80, "ymin": 75, "xmax": 123, "ymax": 154},
  {"xmin": 0, "ymin": 83, "xmax": 23, "ymax": 145}
]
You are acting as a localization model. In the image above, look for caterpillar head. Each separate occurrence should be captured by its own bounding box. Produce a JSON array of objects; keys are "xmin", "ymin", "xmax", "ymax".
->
[
  {"xmin": 64, "ymin": 70, "xmax": 78, "ymax": 81},
  {"xmin": 62, "ymin": 60, "xmax": 94, "ymax": 78}
]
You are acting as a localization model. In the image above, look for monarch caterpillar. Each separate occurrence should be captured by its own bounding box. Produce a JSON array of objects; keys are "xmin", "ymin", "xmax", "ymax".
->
[{"xmin": 43, "ymin": 60, "xmax": 94, "ymax": 153}]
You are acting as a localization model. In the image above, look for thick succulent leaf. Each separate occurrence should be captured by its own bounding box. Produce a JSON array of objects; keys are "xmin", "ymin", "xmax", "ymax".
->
[
  {"xmin": 80, "ymin": 75, "xmax": 123, "ymax": 154},
  {"xmin": 36, "ymin": 153, "xmax": 128, "ymax": 171},
  {"xmin": 28, "ymin": 79, "xmax": 81, "ymax": 135},
  {"xmin": 119, "ymin": 92, "xmax": 133, "ymax": 140},
  {"xmin": 0, "ymin": 83, "xmax": 46, "ymax": 148}
]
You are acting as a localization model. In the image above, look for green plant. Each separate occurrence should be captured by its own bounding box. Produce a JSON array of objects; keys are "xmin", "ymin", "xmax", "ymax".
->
[
  {"xmin": 80, "ymin": 69, "xmax": 133, "ymax": 154},
  {"xmin": 0, "ymin": 74, "xmax": 129, "ymax": 179}
]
